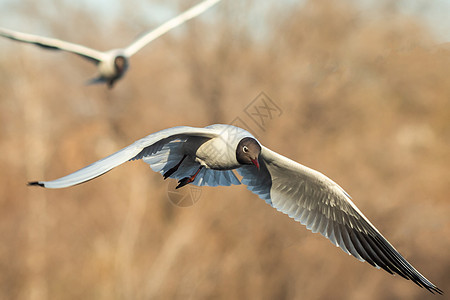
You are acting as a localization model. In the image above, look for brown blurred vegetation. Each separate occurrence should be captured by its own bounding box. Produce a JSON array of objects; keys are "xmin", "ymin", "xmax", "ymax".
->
[{"xmin": 0, "ymin": 0, "xmax": 449, "ymax": 299}]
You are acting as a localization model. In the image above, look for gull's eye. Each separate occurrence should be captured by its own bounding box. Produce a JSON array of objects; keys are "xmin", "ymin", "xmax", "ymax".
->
[{"xmin": 243, "ymin": 146, "xmax": 249, "ymax": 153}]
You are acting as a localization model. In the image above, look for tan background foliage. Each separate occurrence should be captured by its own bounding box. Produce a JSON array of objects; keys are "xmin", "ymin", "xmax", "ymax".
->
[{"xmin": 0, "ymin": 0, "xmax": 448, "ymax": 299}]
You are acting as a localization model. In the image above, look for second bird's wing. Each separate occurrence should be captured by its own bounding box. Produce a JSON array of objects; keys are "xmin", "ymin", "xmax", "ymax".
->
[
  {"xmin": 0, "ymin": 27, "xmax": 105, "ymax": 63},
  {"xmin": 124, "ymin": 0, "xmax": 221, "ymax": 57}
]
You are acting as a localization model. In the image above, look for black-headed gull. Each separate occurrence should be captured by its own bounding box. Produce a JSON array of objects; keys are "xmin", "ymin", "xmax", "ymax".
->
[
  {"xmin": 28, "ymin": 124, "xmax": 442, "ymax": 294},
  {"xmin": 0, "ymin": 0, "xmax": 220, "ymax": 88}
]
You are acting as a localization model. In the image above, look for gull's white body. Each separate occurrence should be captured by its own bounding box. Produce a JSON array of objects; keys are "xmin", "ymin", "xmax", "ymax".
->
[
  {"xmin": 0, "ymin": 0, "xmax": 221, "ymax": 87},
  {"xmin": 97, "ymin": 50, "xmax": 125, "ymax": 78},
  {"xmin": 192, "ymin": 124, "xmax": 250, "ymax": 170},
  {"xmin": 28, "ymin": 124, "xmax": 442, "ymax": 294}
]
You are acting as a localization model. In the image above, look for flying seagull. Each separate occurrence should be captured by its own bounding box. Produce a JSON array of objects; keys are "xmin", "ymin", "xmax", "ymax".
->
[
  {"xmin": 0, "ymin": 0, "xmax": 221, "ymax": 88},
  {"xmin": 28, "ymin": 124, "xmax": 443, "ymax": 294}
]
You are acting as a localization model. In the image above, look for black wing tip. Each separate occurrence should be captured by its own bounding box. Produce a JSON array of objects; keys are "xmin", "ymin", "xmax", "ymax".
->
[
  {"xmin": 426, "ymin": 285, "xmax": 444, "ymax": 295},
  {"xmin": 27, "ymin": 181, "xmax": 44, "ymax": 187},
  {"xmin": 347, "ymin": 228, "xmax": 443, "ymax": 295},
  {"xmin": 404, "ymin": 276, "xmax": 444, "ymax": 295},
  {"xmin": 36, "ymin": 43, "xmax": 59, "ymax": 50}
]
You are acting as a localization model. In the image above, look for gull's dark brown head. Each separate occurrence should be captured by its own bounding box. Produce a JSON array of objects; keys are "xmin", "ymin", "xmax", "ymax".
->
[
  {"xmin": 236, "ymin": 137, "xmax": 261, "ymax": 169},
  {"xmin": 114, "ymin": 55, "xmax": 129, "ymax": 75},
  {"xmin": 106, "ymin": 55, "xmax": 129, "ymax": 88}
]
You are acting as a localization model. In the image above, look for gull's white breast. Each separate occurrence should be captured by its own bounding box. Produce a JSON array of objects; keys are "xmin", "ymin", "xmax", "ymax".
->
[
  {"xmin": 97, "ymin": 50, "xmax": 126, "ymax": 78},
  {"xmin": 195, "ymin": 124, "xmax": 255, "ymax": 170}
]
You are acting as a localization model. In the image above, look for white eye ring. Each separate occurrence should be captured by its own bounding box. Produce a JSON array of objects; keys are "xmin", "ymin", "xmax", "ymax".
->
[{"xmin": 243, "ymin": 146, "xmax": 249, "ymax": 153}]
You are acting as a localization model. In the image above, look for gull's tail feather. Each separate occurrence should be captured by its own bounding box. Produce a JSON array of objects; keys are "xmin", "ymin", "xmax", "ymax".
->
[{"xmin": 86, "ymin": 76, "xmax": 107, "ymax": 86}]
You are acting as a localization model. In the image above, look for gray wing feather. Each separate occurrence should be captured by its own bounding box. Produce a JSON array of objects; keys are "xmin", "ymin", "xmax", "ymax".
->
[
  {"xmin": 237, "ymin": 146, "xmax": 442, "ymax": 294},
  {"xmin": 124, "ymin": 0, "xmax": 221, "ymax": 56},
  {"xmin": 195, "ymin": 168, "xmax": 240, "ymax": 187},
  {"xmin": 141, "ymin": 138, "xmax": 240, "ymax": 187},
  {"xmin": 30, "ymin": 127, "xmax": 219, "ymax": 189}
]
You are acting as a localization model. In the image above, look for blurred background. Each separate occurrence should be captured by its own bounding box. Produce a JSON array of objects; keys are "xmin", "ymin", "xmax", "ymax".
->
[{"xmin": 0, "ymin": 0, "xmax": 449, "ymax": 299}]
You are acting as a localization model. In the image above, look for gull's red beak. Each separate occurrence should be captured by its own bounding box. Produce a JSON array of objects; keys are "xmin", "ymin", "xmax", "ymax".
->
[{"xmin": 251, "ymin": 158, "xmax": 260, "ymax": 170}]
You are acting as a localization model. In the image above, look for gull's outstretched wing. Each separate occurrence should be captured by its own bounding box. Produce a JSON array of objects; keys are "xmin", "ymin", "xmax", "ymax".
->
[
  {"xmin": 124, "ymin": 0, "xmax": 221, "ymax": 57},
  {"xmin": 237, "ymin": 146, "xmax": 442, "ymax": 294},
  {"xmin": 28, "ymin": 126, "xmax": 220, "ymax": 189},
  {"xmin": 0, "ymin": 27, "xmax": 105, "ymax": 63}
]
